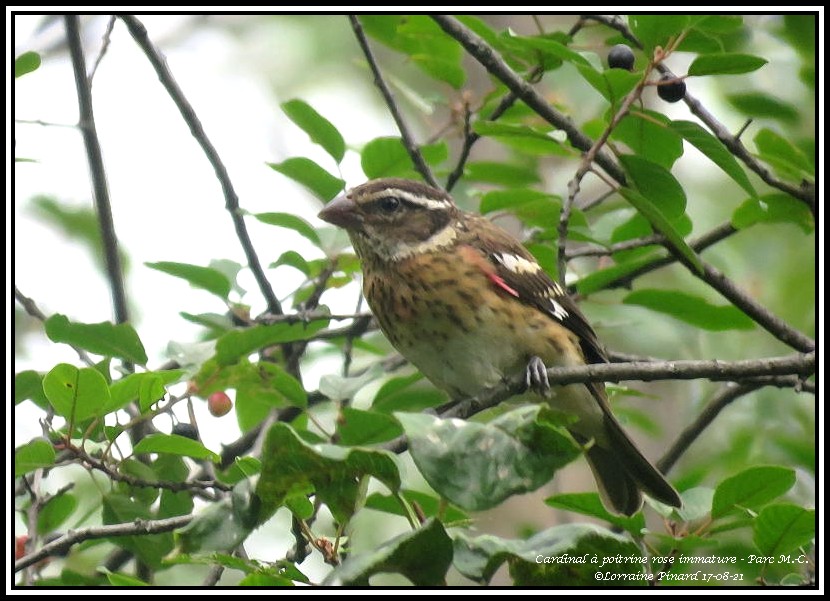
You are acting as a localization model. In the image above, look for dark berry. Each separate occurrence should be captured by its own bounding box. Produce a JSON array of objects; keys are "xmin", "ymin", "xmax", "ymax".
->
[
  {"xmin": 608, "ymin": 44, "xmax": 635, "ymax": 71},
  {"xmin": 657, "ymin": 74, "xmax": 686, "ymax": 103},
  {"xmin": 172, "ymin": 422, "xmax": 199, "ymax": 440},
  {"xmin": 208, "ymin": 391, "xmax": 233, "ymax": 417}
]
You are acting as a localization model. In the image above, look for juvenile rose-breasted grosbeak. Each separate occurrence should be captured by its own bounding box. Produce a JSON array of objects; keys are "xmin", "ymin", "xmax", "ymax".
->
[{"xmin": 319, "ymin": 178, "xmax": 681, "ymax": 516}]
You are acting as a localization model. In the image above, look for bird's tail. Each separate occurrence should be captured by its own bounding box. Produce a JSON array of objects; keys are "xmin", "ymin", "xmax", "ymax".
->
[{"xmin": 583, "ymin": 413, "xmax": 682, "ymax": 516}]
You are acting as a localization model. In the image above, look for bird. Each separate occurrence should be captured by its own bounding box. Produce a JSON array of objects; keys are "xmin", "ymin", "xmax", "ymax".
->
[{"xmin": 318, "ymin": 177, "xmax": 681, "ymax": 516}]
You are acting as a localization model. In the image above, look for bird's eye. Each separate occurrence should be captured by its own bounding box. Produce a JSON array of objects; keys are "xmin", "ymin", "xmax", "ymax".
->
[{"xmin": 379, "ymin": 197, "xmax": 401, "ymax": 212}]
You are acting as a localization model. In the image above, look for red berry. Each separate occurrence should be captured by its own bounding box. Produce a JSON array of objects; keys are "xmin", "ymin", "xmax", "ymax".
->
[
  {"xmin": 16, "ymin": 535, "xmax": 28, "ymax": 560},
  {"xmin": 208, "ymin": 391, "xmax": 233, "ymax": 417}
]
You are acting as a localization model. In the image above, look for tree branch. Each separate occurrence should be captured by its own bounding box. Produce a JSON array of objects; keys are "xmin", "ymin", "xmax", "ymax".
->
[
  {"xmin": 582, "ymin": 14, "xmax": 815, "ymax": 212},
  {"xmin": 431, "ymin": 15, "xmax": 627, "ymax": 186},
  {"xmin": 14, "ymin": 514, "xmax": 193, "ymax": 572},
  {"xmin": 383, "ymin": 351, "xmax": 814, "ymax": 454},
  {"xmin": 657, "ymin": 374, "xmax": 816, "ymax": 474},
  {"xmin": 695, "ymin": 260, "xmax": 814, "ymax": 352},
  {"xmin": 349, "ymin": 15, "xmax": 439, "ymax": 189},
  {"xmin": 118, "ymin": 15, "xmax": 283, "ymax": 316},
  {"xmin": 65, "ymin": 15, "xmax": 129, "ymax": 326},
  {"xmin": 70, "ymin": 445, "xmax": 230, "ymax": 495},
  {"xmin": 445, "ymin": 65, "xmax": 544, "ymax": 192}
]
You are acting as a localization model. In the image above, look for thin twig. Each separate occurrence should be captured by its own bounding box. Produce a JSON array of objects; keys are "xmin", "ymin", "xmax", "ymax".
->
[
  {"xmin": 582, "ymin": 14, "xmax": 814, "ymax": 213},
  {"xmin": 566, "ymin": 233, "xmax": 665, "ymax": 259},
  {"xmin": 559, "ymin": 60, "xmax": 654, "ymax": 284},
  {"xmin": 349, "ymin": 15, "xmax": 439, "ymax": 189},
  {"xmin": 65, "ymin": 15, "xmax": 129, "ymax": 326},
  {"xmin": 579, "ymin": 222, "xmax": 737, "ymax": 293},
  {"xmin": 69, "ymin": 445, "xmax": 230, "ymax": 494},
  {"xmin": 88, "ymin": 15, "xmax": 116, "ymax": 83},
  {"xmin": 445, "ymin": 65, "xmax": 545, "ymax": 192},
  {"xmin": 431, "ymin": 15, "xmax": 627, "ymax": 186},
  {"xmin": 118, "ymin": 15, "xmax": 283, "ymax": 316},
  {"xmin": 15, "ymin": 514, "xmax": 193, "ymax": 572},
  {"xmin": 657, "ymin": 382, "xmax": 763, "ymax": 474}
]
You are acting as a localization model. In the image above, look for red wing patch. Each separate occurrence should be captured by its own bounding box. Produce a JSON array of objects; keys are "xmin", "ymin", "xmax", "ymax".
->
[{"xmin": 486, "ymin": 272, "xmax": 520, "ymax": 297}]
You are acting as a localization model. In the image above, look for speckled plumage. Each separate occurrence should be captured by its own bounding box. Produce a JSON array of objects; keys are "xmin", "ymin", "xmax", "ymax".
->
[{"xmin": 319, "ymin": 178, "xmax": 681, "ymax": 515}]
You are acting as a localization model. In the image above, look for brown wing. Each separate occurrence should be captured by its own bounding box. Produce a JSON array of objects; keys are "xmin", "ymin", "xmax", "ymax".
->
[{"xmin": 461, "ymin": 214, "xmax": 608, "ymax": 366}]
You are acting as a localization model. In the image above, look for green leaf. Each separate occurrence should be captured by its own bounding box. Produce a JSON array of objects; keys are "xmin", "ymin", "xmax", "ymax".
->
[
  {"xmin": 15, "ymin": 51, "xmax": 41, "ymax": 78},
  {"xmin": 214, "ymin": 319, "xmax": 329, "ymax": 366},
  {"xmin": 175, "ymin": 480, "xmax": 262, "ymax": 554},
  {"xmin": 618, "ymin": 187, "xmax": 703, "ymax": 274},
  {"xmin": 156, "ymin": 456, "xmax": 194, "ymax": 518},
  {"xmin": 472, "ymin": 121, "xmax": 566, "ymax": 156},
  {"xmin": 688, "ymin": 53, "xmax": 767, "ymax": 76},
  {"xmin": 360, "ymin": 136, "xmax": 446, "ymax": 180},
  {"xmin": 753, "ymin": 503, "xmax": 815, "ymax": 557},
  {"xmin": 611, "ymin": 110, "xmax": 683, "ymax": 169},
  {"xmin": 673, "ymin": 486, "xmax": 715, "ymax": 522},
  {"xmin": 505, "ymin": 35, "xmax": 592, "ymax": 67},
  {"xmin": 217, "ymin": 456, "xmax": 262, "ymax": 486},
  {"xmin": 574, "ymin": 252, "xmax": 663, "ymax": 296},
  {"xmin": 694, "ymin": 15, "xmax": 743, "ymax": 32},
  {"xmin": 281, "ymin": 99, "xmax": 345, "ymax": 163},
  {"xmin": 711, "ymin": 466, "xmax": 796, "ymax": 519},
  {"xmin": 15, "ymin": 370, "xmax": 48, "ymax": 409},
  {"xmin": 43, "ymin": 363, "xmax": 111, "ymax": 422},
  {"xmin": 396, "ymin": 405, "xmax": 579, "ymax": 511},
  {"xmin": 267, "ymin": 157, "xmax": 344, "ymax": 201},
  {"xmin": 623, "ymin": 289, "xmax": 755, "ymax": 331},
  {"xmin": 106, "ymin": 370, "xmax": 183, "ymax": 414},
  {"xmin": 669, "ymin": 120, "xmax": 757, "ymax": 198},
  {"xmin": 254, "ymin": 212, "xmax": 322, "ymax": 247},
  {"xmin": 618, "ymin": 155, "xmax": 686, "ymax": 219},
  {"xmin": 361, "ymin": 16, "xmax": 464, "ymax": 88},
  {"xmin": 239, "ymin": 573, "xmax": 294, "ymax": 586},
  {"xmin": 753, "ymin": 128, "xmax": 814, "ymax": 178},
  {"xmin": 323, "ymin": 519, "xmax": 453, "ymax": 586},
  {"xmin": 38, "ymin": 493, "xmax": 78, "ymax": 535},
  {"xmin": 102, "ymin": 493, "xmax": 172, "ymax": 569},
  {"xmin": 44, "ymin": 314, "xmax": 148, "ymax": 365},
  {"xmin": 454, "ymin": 523, "xmax": 645, "ymax": 585},
  {"xmin": 479, "ymin": 188, "xmax": 562, "ymax": 228},
  {"xmin": 465, "ymin": 161, "xmax": 540, "ymax": 187},
  {"xmin": 629, "ymin": 15, "xmax": 691, "ymax": 51},
  {"xmin": 545, "ymin": 493, "xmax": 645, "ymax": 536},
  {"xmin": 575, "ymin": 63, "xmax": 641, "ymax": 105},
  {"xmin": 370, "ymin": 373, "xmax": 447, "ymax": 413},
  {"xmin": 30, "ymin": 196, "xmax": 130, "ymax": 277},
  {"xmin": 132, "ymin": 433, "xmax": 221, "ymax": 463},
  {"xmin": 146, "ymin": 261, "xmax": 231, "ymax": 301},
  {"xmin": 337, "ymin": 407, "xmax": 403, "ymax": 445},
  {"xmin": 365, "ymin": 489, "xmax": 469, "ymax": 524},
  {"xmin": 725, "ymin": 92, "xmax": 800, "ymax": 123},
  {"xmin": 732, "ymin": 193, "xmax": 814, "ymax": 233},
  {"xmin": 256, "ymin": 422, "xmax": 401, "ymax": 523},
  {"xmin": 15, "ymin": 438, "xmax": 56, "ymax": 477},
  {"xmin": 102, "ymin": 570, "xmax": 149, "ymax": 586}
]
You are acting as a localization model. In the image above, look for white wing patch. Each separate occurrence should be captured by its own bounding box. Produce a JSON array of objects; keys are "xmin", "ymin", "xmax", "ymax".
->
[
  {"xmin": 550, "ymin": 299, "xmax": 569, "ymax": 321},
  {"xmin": 492, "ymin": 252, "xmax": 541, "ymax": 275}
]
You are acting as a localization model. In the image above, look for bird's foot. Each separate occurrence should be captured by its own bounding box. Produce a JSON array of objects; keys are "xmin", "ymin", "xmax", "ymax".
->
[{"xmin": 524, "ymin": 355, "xmax": 551, "ymax": 397}]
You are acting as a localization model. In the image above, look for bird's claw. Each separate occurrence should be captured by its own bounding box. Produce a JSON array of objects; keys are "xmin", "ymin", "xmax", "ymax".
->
[{"xmin": 525, "ymin": 356, "xmax": 551, "ymax": 397}]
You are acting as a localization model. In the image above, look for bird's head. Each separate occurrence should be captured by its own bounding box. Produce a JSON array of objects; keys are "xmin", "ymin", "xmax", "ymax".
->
[{"xmin": 318, "ymin": 178, "xmax": 460, "ymax": 265}]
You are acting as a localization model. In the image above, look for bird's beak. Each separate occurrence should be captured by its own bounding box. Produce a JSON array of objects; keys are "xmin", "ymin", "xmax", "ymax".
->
[{"xmin": 318, "ymin": 193, "xmax": 362, "ymax": 230}]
